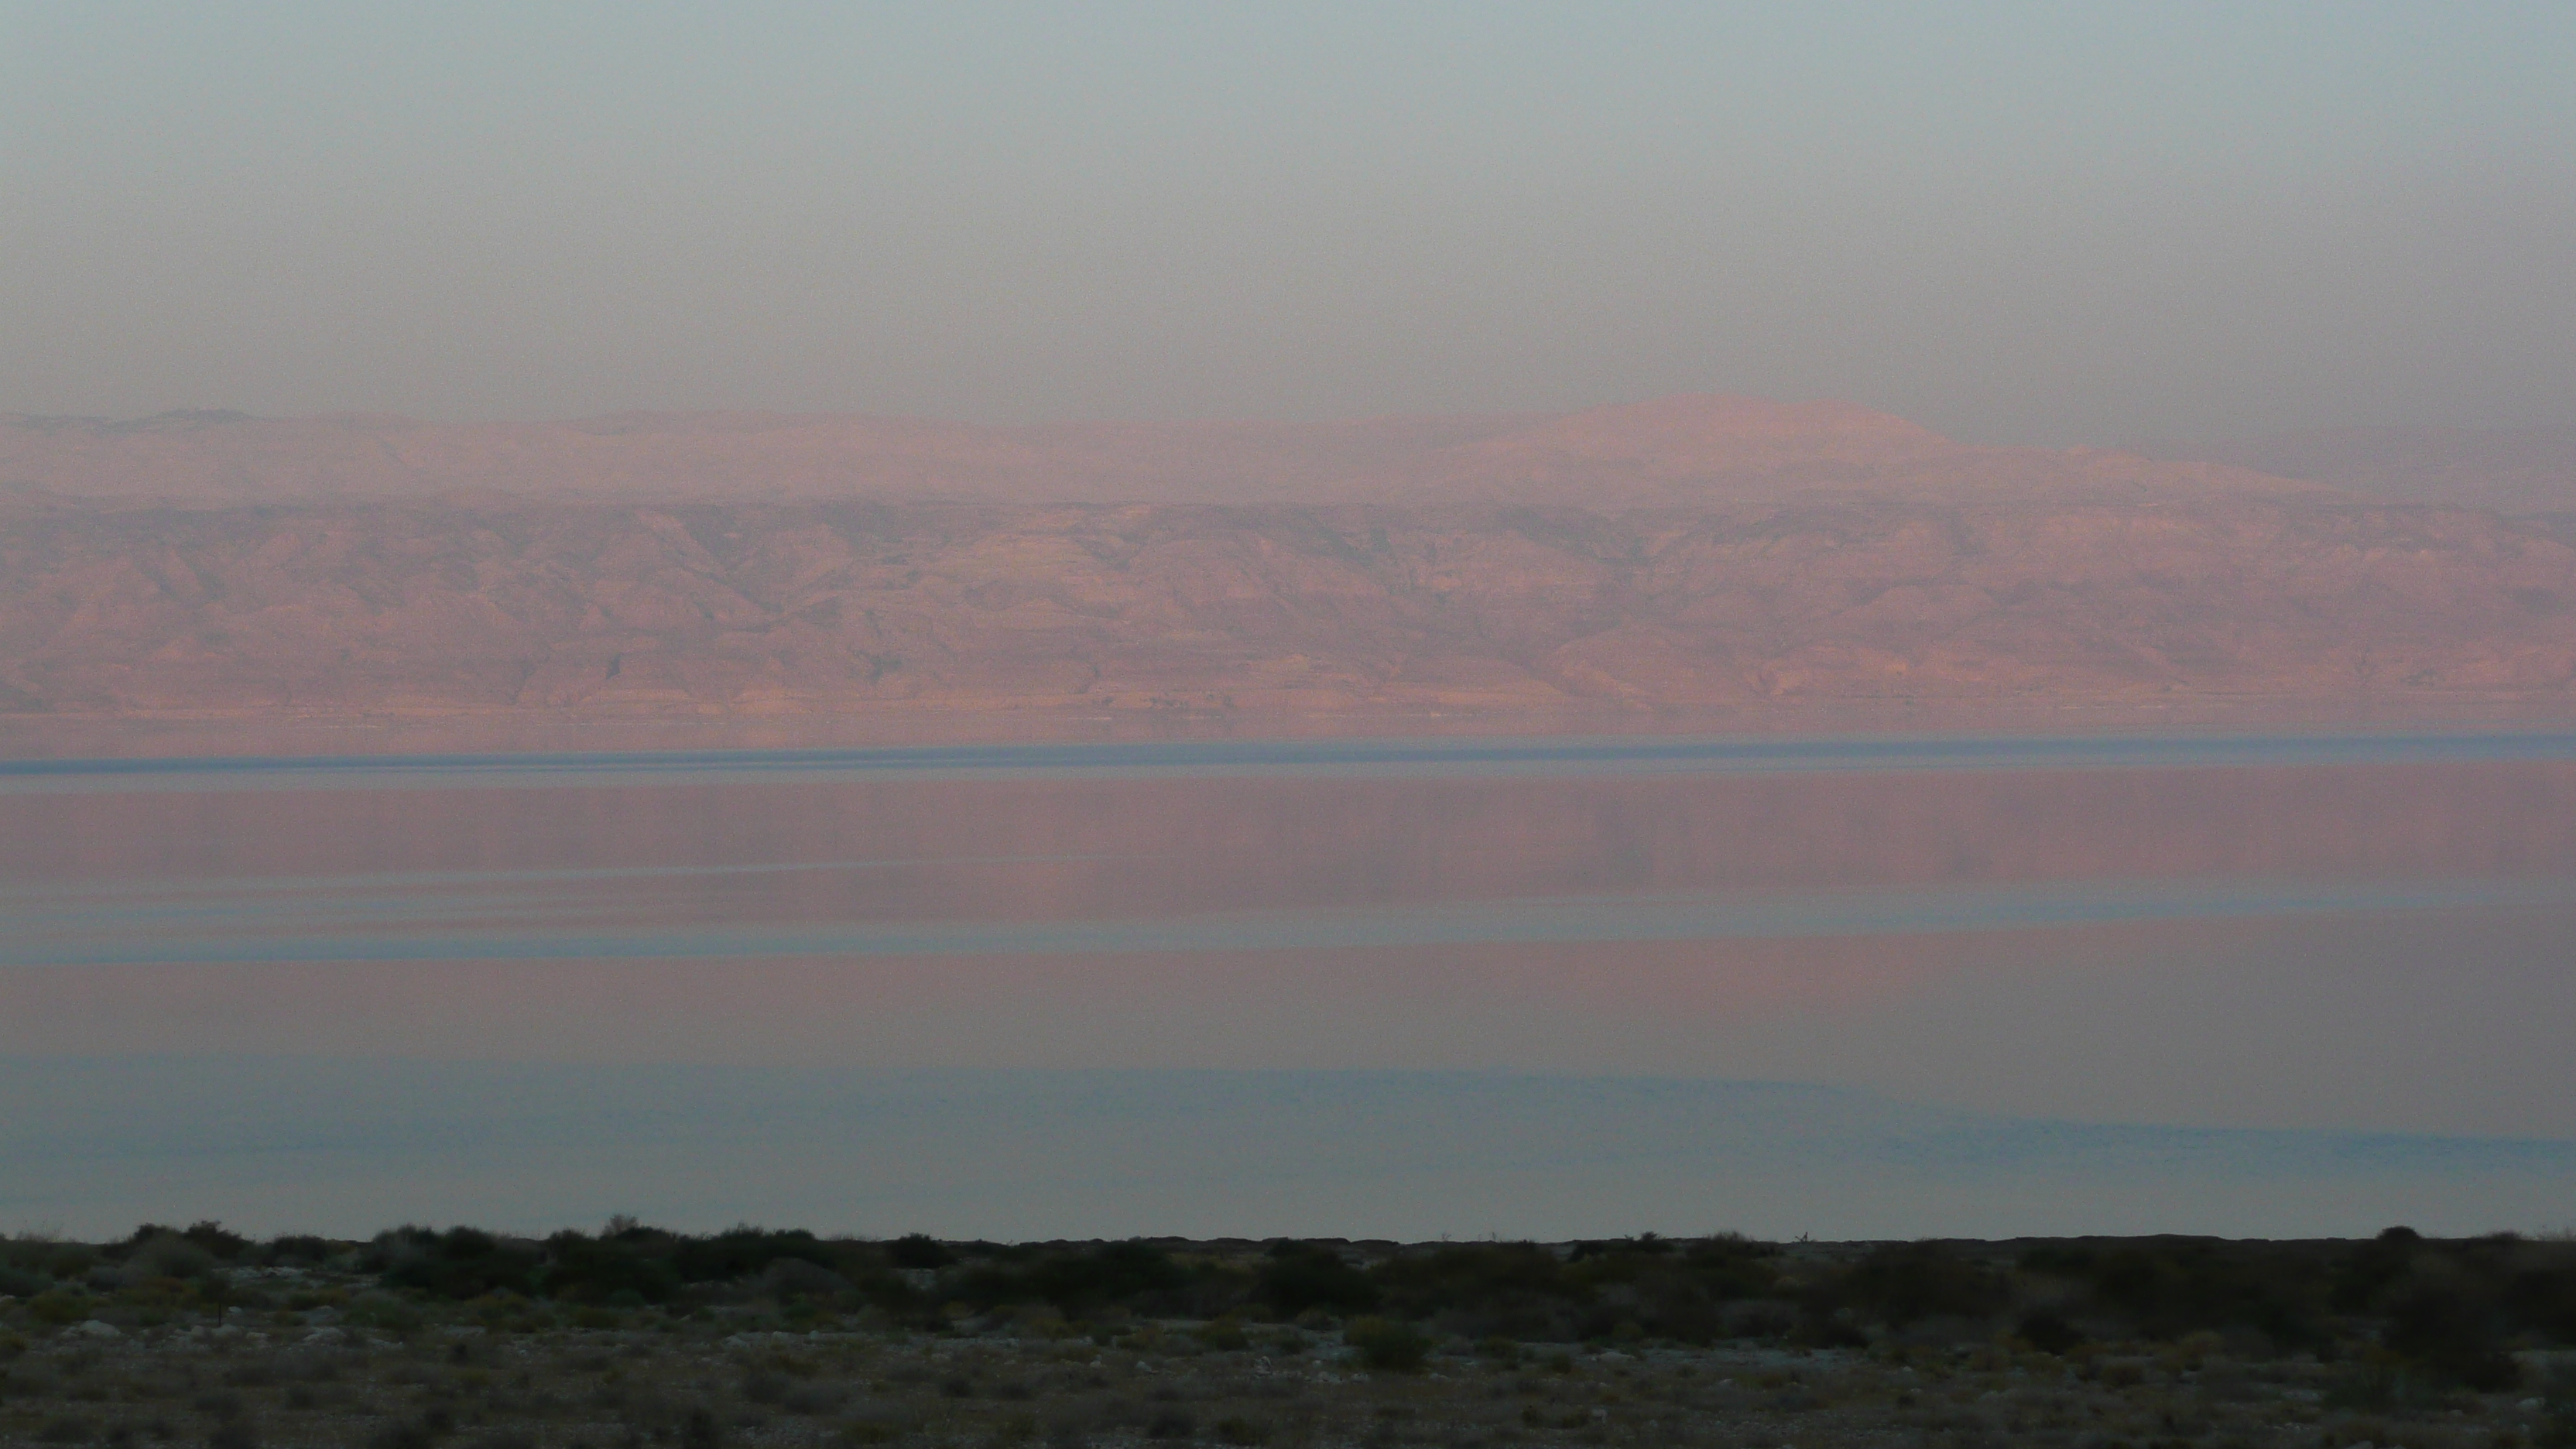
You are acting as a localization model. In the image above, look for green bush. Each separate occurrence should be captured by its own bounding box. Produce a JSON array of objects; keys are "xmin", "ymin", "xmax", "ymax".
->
[
  {"xmin": 26, "ymin": 1289, "xmax": 90, "ymax": 1326},
  {"xmin": 538, "ymin": 1231, "xmax": 683, "ymax": 1304},
  {"xmin": 952, "ymin": 1241, "xmax": 1191, "ymax": 1316},
  {"xmin": 1374, "ymin": 1243, "xmax": 1566, "ymax": 1324},
  {"xmin": 341, "ymin": 1290, "xmax": 424, "ymax": 1331},
  {"xmin": 1344, "ymin": 1316, "xmax": 1431, "ymax": 1373},
  {"xmin": 886, "ymin": 1234, "xmax": 954, "ymax": 1269},
  {"xmin": 125, "ymin": 1232, "xmax": 218, "ymax": 1282},
  {"xmin": 1257, "ymin": 1243, "xmax": 1379, "ymax": 1317},
  {"xmin": 2383, "ymin": 1280, "xmax": 2517, "ymax": 1389},
  {"xmin": 1841, "ymin": 1242, "xmax": 2005, "ymax": 1327},
  {"xmin": 372, "ymin": 1228, "xmax": 541, "ymax": 1300}
]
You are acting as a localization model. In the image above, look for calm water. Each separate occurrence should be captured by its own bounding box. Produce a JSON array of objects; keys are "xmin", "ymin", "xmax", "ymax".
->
[{"xmin": 5, "ymin": 731, "xmax": 2574, "ymax": 1237}]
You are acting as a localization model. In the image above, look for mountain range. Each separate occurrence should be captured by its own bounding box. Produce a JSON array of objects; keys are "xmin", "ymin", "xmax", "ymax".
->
[{"xmin": 4, "ymin": 395, "xmax": 2572, "ymax": 748}]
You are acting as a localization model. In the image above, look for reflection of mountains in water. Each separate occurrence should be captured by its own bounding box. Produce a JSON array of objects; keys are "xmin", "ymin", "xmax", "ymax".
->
[
  {"xmin": 6, "ymin": 742, "xmax": 2575, "ymax": 968},
  {"xmin": 13, "ymin": 744, "xmax": 2576, "ymax": 1182},
  {"xmin": 11, "ymin": 746, "xmax": 2576, "ymax": 899},
  {"xmin": 11, "ymin": 1059, "xmax": 2572, "ymax": 1240},
  {"xmin": 17, "ymin": 869, "xmax": 2576, "ymax": 967}
]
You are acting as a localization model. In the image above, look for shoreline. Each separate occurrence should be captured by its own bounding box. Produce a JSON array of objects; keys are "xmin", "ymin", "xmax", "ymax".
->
[{"xmin": 10, "ymin": 694, "xmax": 2576, "ymax": 761}]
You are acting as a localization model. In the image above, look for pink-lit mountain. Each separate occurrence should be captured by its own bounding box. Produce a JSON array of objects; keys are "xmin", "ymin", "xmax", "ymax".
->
[{"xmin": 4, "ymin": 395, "xmax": 2572, "ymax": 747}]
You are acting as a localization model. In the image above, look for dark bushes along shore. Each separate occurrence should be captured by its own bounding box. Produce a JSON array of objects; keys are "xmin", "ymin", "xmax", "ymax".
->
[{"xmin": 6, "ymin": 1222, "xmax": 2573, "ymax": 1392}]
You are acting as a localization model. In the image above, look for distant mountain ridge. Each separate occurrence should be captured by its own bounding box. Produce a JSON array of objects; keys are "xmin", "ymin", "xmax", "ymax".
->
[
  {"xmin": 5, "ymin": 492, "xmax": 2574, "ymax": 730},
  {"xmin": 6, "ymin": 394, "xmax": 2574, "ymax": 742},
  {"xmin": 2, "ymin": 393, "xmax": 2316, "ymax": 509},
  {"xmin": 2142, "ymin": 425, "xmax": 2576, "ymax": 514}
]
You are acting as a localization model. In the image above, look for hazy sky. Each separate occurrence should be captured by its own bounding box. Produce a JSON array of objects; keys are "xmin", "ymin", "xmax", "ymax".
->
[{"xmin": 4, "ymin": 2, "xmax": 2571, "ymax": 443}]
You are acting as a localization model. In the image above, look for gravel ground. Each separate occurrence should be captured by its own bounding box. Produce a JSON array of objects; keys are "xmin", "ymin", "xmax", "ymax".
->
[{"xmin": 2, "ymin": 1307, "xmax": 2566, "ymax": 1449}]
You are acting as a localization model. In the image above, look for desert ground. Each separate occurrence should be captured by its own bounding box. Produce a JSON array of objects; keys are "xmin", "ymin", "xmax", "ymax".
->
[{"xmin": 4, "ymin": 1226, "xmax": 2571, "ymax": 1449}]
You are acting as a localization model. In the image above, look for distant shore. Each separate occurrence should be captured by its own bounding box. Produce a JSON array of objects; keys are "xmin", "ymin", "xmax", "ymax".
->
[{"xmin": 12, "ymin": 694, "xmax": 2576, "ymax": 760}]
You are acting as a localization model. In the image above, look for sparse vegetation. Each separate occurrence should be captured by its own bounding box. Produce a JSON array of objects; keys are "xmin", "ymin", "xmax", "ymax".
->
[{"xmin": 0, "ymin": 1221, "xmax": 2570, "ymax": 1446}]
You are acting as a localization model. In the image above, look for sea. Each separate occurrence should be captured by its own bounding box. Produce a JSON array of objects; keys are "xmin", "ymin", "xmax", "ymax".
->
[{"xmin": 5, "ymin": 730, "xmax": 2573, "ymax": 1240}]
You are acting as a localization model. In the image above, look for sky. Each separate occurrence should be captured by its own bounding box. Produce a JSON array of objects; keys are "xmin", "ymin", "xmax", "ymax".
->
[{"xmin": 2, "ymin": 2, "xmax": 2571, "ymax": 444}]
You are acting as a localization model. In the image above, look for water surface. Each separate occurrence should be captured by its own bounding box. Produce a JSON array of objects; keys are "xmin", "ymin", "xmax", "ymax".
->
[{"xmin": 5, "ymin": 731, "xmax": 2572, "ymax": 1235}]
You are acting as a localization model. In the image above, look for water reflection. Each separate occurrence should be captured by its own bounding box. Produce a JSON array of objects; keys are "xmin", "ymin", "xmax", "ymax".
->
[{"xmin": 5, "ymin": 733, "xmax": 2574, "ymax": 1232}]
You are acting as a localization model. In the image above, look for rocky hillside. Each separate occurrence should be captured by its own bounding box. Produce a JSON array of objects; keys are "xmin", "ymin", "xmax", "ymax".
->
[{"xmin": 5, "ymin": 492, "xmax": 2573, "ymax": 723}]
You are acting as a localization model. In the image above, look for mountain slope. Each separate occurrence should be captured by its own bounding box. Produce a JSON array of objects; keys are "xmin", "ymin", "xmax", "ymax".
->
[
  {"xmin": 2143, "ymin": 426, "xmax": 2576, "ymax": 514},
  {"xmin": 4, "ymin": 494, "xmax": 2570, "ymax": 724},
  {"xmin": 5, "ymin": 395, "xmax": 2566, "ymax": 740}
]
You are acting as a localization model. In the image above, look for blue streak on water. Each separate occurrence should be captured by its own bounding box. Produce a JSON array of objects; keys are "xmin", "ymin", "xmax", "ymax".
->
[
  {"xmin": 8, "ymin": 1061, "xmax": 2573, "ymax": 1238},
  {"xmin": 9, "ymin": 728, "xmax": 2576, "ymax": 792}
]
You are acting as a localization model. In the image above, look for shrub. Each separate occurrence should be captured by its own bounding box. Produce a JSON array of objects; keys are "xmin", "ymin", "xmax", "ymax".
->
[
  {"xmin": 1344, "ymin": 1316, "xmax": 1431, "ymax": 1373},
  {"xmin": 953, "ymin": 1242, "xmax": 1191, "ymax": 1316},
  {"xmin": 2508, "ymin": 1264, "xmax": 2576, "ymax": 1341},
  {"xmin": 762, "ymin": 1256, "xmax": 851, "ymax": 1300},
  {"xmin": 536, "ymin": 1232, "xmax": 683, "ymax": 1304},
  {"xmin": 886, "ymin": 1234, "xmax": 954, "ymax": 1269},
  {"xmin": 370, "ymin": 1228, "xmax": 541, "ymax": 1300},
  {"xmin": 2016, "ymin": 1310, "xmax": 2086, "ymax": 1355},
  {"xmin": 2331, "ymin": 1228, "xmax": 2425, "ymax": 1312},
  {"xmin": 182, "ymin": 1222, "xmax": 252, "ymax": 1261},
  {"xmin": 668, "ymin": 1228, "xmax": 835, "ymax": 1284},
  {"xmin": 26, "ymin": 1289, "xmax": 91, "ymax": 1326},
  {"xmin": 2383, "ymin": 1281, "xmax": 2517, "ymax": 1389},
  {"xmin": 1256, "ymin": 1243, "xmax": 1378, "ymax": 1317},
  {"xmin": 125, "ymin": 1234, "xmax": 217, "ymax": 1282},
  {"xmin": 340, "ymin": 1291, "xmax": 423, "ymax": 1331},
  {"xmin": 2027, "ymin": 1238, "xmax": 2327, "ymax": 1345},
  {"xmin": 1374, "ymin": 1243, "xmax": 1568, "ymax": 1327},
  {"xmin": 1841, "ymin": 1242, "xmax": 2005, "ymax": 1327}
]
